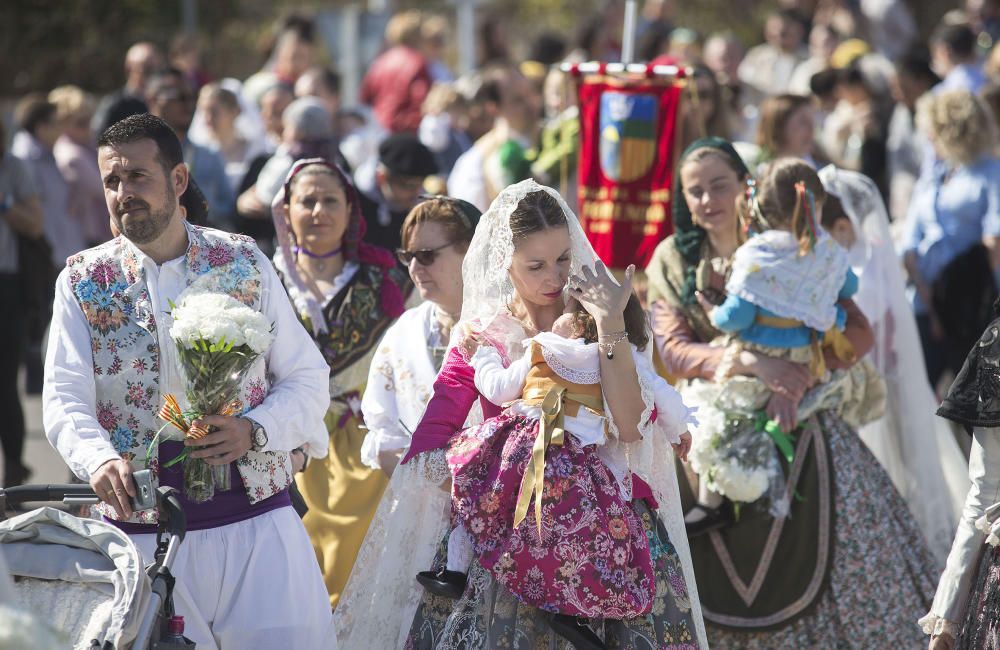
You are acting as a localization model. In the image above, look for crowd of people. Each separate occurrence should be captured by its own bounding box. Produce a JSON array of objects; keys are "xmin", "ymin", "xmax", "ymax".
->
[{"xmin": 2, "ymin": 1, "xmax": 1000, "ymax": 648}]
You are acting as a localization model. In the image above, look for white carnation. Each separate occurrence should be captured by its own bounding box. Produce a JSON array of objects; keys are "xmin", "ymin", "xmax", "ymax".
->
[
  {"xmin": 169, "ymin": 291, "xmax": 274, "ymax": 354},
  {"xmin": 712, "ymin": 459, "xmax": 770, "ymax": 503}
]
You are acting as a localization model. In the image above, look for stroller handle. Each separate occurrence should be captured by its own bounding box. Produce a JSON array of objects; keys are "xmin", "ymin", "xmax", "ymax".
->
[
  {"xmin": 1, "ymin": 485, "xmax": 187, "ymax": 540},
  {"xmin": 1, "ymin": 483, "xmax": 98, "ymax": 503},
  {"xmin": 156, "ymin": 486, "xmax": 187, "ymax": 542}
]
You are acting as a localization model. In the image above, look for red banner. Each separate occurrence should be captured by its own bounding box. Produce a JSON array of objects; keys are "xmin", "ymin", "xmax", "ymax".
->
[{"xmin": 576, "ymin": 76, "xmax": 684, "ymax": 268}]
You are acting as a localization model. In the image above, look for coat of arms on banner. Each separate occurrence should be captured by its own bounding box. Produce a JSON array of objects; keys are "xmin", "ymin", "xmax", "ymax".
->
[{"xmin": 599, "ymin": 91, "xmax": 658, "ymax": 183}]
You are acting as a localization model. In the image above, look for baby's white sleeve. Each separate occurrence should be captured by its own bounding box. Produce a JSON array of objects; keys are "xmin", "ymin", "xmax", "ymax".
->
[
  {"xmin": 470, "ymin": 346, "xmax": 530, "ymax": 406},
  {"xmin": 632, "ymin": 349, "xmax": 697, "ymax": 444}
]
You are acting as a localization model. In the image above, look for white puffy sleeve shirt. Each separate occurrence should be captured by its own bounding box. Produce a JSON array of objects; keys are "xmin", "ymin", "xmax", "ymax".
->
[
  {"xmin": 43, "ymin": 245, "xmax": 331, "ymax": 481},
  {"xmin": 921, "ymin": 427, "xmax": 1000, "ymax": 637}
]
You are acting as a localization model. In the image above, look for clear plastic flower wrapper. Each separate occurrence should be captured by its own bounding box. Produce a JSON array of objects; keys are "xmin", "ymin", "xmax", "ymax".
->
[{"xmin": 148, "ymin": 288, "xmax": 274, "ymax": 503}]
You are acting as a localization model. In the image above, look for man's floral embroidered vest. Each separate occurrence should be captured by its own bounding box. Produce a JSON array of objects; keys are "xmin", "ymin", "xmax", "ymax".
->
[{"xmin": 65, "ymin": 225, "xmax": 294, "ymax": 523}]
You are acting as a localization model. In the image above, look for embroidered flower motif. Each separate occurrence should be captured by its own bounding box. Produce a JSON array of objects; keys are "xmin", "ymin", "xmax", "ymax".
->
[
  {"xmin": 608, "ymin": 517, "xmax": 629, "ymax": 540},
  {"xmin": 110, "ymin": 425, "xmax": 135, "ymax": 452},
  {"xmin": 479, "ymin": 492, "xmax": 500, "ymax": 514},
  {"xmin": 245, "ymin": 378, "xmax": 267, "ymax": 408},
  {"xmin": 74, "ymin": 278, "xmax": 97, "ymax": 302},
  {"xmin": 96, "ymin": 401, "xmax": 121, "ymax": 432},
  {"xmin": 206, "ymin": 243, "xmax": 234, "ymax": 267},
  {"xmin": 90, "ymin": 260, "xmax": 117, "ymax": 287}
]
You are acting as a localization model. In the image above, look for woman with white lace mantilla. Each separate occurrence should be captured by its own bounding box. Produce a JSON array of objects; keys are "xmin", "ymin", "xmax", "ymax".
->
[{"xmin": 392, "ymin": 180, "xmax": 706, "ymax": 648}]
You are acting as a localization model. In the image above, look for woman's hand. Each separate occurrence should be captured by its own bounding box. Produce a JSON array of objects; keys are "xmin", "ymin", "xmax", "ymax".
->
[
  {"xmin": 741, "ymin": 352, "xmax": 814, "ymax": 401},
  {"xmin": 570, "ymin": 262, "xmax": 634, "ymax": 328},
  {"xmin": 766, "ymin": 392, "xmax": 800, "ymax": 433},
  {"xmin": 378, "ymin": 449, "xmax": 401, "ymax": 478},
  {"xmin": 672, "ymin": 432, "xmax": 692, "ymax": 461},
  {"xmin": 694, "ymin": 291, "xmax": 719, "ymax": 323},
  {"xmin": 457, "ymin": 322, "xmax": 483, "ymax": 358}
]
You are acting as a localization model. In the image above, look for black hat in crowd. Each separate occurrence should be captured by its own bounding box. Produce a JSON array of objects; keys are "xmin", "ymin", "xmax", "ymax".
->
[{"xmin": 378, "ymin": 133, "xmax": 439, "ymax": 177}]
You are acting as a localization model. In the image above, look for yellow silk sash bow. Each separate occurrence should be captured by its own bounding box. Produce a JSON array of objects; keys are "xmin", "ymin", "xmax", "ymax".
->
[
  {"xmin": 754, "ymin": 314, "xmax": 856, "ymax": 377},
  {"xmin": 513, "ymin": 386, "xmax": 605, "ymax": 537}
]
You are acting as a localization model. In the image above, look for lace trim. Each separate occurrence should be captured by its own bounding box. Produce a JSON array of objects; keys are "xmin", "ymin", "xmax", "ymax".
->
[
  {"xmin": 540, "ymin": 344, "xmax": 601, "ymax": 385},
  {"xmin": 411, "ymin": 448, "xmax": 451, "ymax": 486},
  {"xmin": 918, "ymin": 612, "xmax": 960, "ymax": 638}
]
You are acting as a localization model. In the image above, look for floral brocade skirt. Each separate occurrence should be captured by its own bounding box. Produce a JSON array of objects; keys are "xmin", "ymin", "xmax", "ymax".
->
[
  {"xmin": 960, "ymin": 544, "xmax": 1000, "ymax": 649},
  {"xmin": 446, "ymin": 412, "xmax": 654, "ymax": 619},
  {"xmin": 404, "ymin": 499, "xmax": 698, "ymax": 649}
]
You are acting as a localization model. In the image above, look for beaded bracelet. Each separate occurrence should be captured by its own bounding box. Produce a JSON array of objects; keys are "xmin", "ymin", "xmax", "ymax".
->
[{"xmin": 598, "ymin": 330, "xmax": 628, "ymax": 359}]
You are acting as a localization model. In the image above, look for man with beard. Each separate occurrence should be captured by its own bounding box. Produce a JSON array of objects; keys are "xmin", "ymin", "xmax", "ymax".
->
[
  {"xmin": 147, "ymin": 69, "xmax": 234, "ymax": 227},
  {"xmin": 42, "ymin": 113, "xmax": 335, "ymax": 648}
]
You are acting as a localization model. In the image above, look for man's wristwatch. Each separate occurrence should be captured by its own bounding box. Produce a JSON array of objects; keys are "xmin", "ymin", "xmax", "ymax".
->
[{"xmin": 245, "ymin": 417, "xmax": 268, "ymax": 452}]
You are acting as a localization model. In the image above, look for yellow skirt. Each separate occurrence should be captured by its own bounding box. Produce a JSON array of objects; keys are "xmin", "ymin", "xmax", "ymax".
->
[{"xmin": 297, "ymin": 411, "xmax": 388, "ymax": 609}]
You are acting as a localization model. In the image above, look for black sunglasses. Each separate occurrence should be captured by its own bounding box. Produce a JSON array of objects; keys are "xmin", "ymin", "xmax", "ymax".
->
[{"xmin": 396, "ymin": 241, "xmax": 454, "ymax": 266}]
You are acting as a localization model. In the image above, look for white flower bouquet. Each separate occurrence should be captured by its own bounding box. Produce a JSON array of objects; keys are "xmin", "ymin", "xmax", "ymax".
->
[
  {"xmin": 152, "ymin": 290, "xmax": 274, "ymax": 502},
  {"xmin": 684, "ymin": 382, "xmax": 793, "ymax": 517}
]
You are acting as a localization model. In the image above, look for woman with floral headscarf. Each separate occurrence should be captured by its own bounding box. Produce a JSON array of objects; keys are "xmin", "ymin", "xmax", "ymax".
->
[
  {"xmin": 645, "ymin": 137, "xmax": 937, "ymax": 648},
  {"xmin": 271, "ymin": 158, "xmax": 412, "ymax": 609}
]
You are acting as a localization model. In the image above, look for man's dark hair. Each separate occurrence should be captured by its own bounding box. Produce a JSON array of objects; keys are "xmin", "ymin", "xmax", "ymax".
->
[
  {"xmin": 15, "ymin": 93, "xmax": 57, "ymax": 136},
  {"xmin": 312, "ymin": 66, "xmax": 341, "ymax": 96},
  {"xmin": 474, "ymin": 65, "xmax": 508, "ymax": 106},
  {"xmin": 775, "ymin": 8, "xmax": 807, "ymax": 29},
  {"xmin": 932, "ymin": 22, "xmax": 977, "ymax": 60},
  {"xmin": 897, "ymin": 45, "xmax": 941, "ymax": 87},
  {"xmin": 97, "ymin": 113, "xmax": 184, "ymax": 175},
  {"xmin": 278, "ymin": 12, "xmax": 316, "ymax": 43},
  {"xmin": 809, "ymin": 68, "xmax": 840, "ymax": 98}
]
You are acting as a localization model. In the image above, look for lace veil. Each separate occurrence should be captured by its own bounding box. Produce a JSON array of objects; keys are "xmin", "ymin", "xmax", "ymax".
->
[
  {"xmin": 457, "ymin": 179, "xmax": 597, "ymax": 353},
  {"xmin": 819, "ymin": 165, "xmax": 967, "ymax": 561}
]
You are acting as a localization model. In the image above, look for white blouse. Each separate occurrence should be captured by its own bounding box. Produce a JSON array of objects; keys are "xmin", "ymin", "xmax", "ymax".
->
[
  {"xmin": 921, "ymin": 427, "xmax": 1000, "ymax": 638},
  {"xmin": 360, "ymin": 301, "xmax": 448, "ymax": 470}
]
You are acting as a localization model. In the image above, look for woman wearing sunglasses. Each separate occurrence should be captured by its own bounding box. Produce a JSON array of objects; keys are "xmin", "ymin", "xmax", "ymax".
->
[
  {"xmin": 334, "ymin": 195, "xmax": 482, "ymax": 647},
  {"xmin": 361, "ymin": 195, "xmax": 481, "ymax": 475},
  {"xmin": 270, "ymin": 157, "xmax": 413, "ymax": 610}
]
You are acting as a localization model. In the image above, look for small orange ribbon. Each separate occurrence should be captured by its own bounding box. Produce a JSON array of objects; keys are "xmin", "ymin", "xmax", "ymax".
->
[{"xmin": 157, "ymin": 393, "xmax": 239, "ymax": 440}]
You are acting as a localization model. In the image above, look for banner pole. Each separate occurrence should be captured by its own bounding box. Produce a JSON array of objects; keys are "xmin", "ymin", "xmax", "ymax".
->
[
  {"xmin": 559, "ymin": 62, "xmax": 686, "ymax": 77},
  {"xmin": 622, "ymin": 0, "xmax": 638, "ymax": 64}
]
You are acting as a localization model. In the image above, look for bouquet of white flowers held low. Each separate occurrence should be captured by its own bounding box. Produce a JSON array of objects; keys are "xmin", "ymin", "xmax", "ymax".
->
[
  {"xmin": 685, "ymin": 384, "xmax": 795, "ymax": 517},
  {"xmin": 150, "ymin": 290, "xmax": 274, "ymax": 503}
]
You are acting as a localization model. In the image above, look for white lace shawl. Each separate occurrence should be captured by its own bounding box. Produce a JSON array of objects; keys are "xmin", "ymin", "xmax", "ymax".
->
[{"xmin": 727, "ymin": 229, "xmax": 850, "ymax": 332}]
